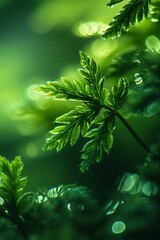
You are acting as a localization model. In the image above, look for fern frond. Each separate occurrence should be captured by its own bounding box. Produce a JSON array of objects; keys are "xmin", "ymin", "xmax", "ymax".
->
[
  {"xmin": 107, "ymin": 78, "xmax": 128, "ymax": 110},
  {"xmin": 106, "ymin": 50, "xmax": 142, "ymax": 77},
  {"xmin": 37, "ymin": 52, "xmax": 105, "ymax": 105},
  {"xmin": 103, "ymin": 0, "xmax": 151, "ymax": 38},
  {"xmin": 0, "ymin": 156, "xmax": 27, "ymax": 209},
  {"xmin": 0, "ymin": 156, "xmax": 35, "ymax": 221},
  {"xmin": 79, "ymin": 51, "xmax": 105, "ymax": 103},
  {"xmin": 36, "ymin": 78, "xmax": 94, "ymax": 102},
  {"xmin": 45, "ymin": 104, "xmax": 100, "ymax": 151},
  {"xmin": 80, "ymin": 113, "xmax": 115, "ymax": 172}
]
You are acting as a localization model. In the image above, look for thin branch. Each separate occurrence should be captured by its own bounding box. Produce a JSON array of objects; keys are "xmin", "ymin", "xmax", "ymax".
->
[{"xmin": 101, "ymin": 104, "xmax": 151, "ymax": 154}]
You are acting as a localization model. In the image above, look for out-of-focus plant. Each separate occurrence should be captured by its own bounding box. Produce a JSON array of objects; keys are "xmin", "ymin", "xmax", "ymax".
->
[{"xmin": 1, "ymin": 0, "xmax": 160, "ymax": 239}]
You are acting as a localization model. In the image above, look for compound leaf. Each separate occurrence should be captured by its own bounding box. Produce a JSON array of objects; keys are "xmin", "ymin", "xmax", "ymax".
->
[
  {"xmin": 79, "ymin": 51, "xmax": 105, "ymax": 103},
  {"xmin": 80, "ymin": 113, "xmax": 115, "ymax": 172},
  {"xmin": 36, "ymin": 78, "xmax": 92, "ymax": 102},
  {"xmin": 107, "ymin": 78, "xmax": 128, "ymax": 110},
  {"xmin": 103, "ymin": 0, "xmax": 151, "ymax": 38},
  {"xmin": 0, "ymin": 156, "xmax": 32, "ymax": 218},
  {"xmin": 37, "ymin": 52, "xmax": 105, "ymax": 105},
  {"xmin": 45, "ymin": 104, "xmax": 100, "ymax": 151}
]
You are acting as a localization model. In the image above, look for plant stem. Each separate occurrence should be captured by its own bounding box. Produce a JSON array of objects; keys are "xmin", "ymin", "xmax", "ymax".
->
[
  {"xmin": 115, "ymin": 111, "xmax": 151, "ymax": 153},
  {"xmin": 102, "ymin": 104, "xmax": 151, "ymax": 154}
]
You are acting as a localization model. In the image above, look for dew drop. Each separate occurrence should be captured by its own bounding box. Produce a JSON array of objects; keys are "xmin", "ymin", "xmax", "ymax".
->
[
  {"xmin": 134, "ymin": 73, "xmax": 140, "ymax": 78},
  {"xmin": 37, "ymin": 195, "xmax": 43, "ymax": 203},
  {"xmin": 151, "ymin": 18, "xmax": 159, "ymax": 22},
  {"xmin": 142, "ymin": 181, "xmax": 158, "ymax": 196},
  {"xmin": 135, "ymin": 77, "xmax": 143, "ymax": 85},
  {"xmin": 0, "ymin": 197, "xmax": 4, "ymax": 205},
  {"xmin": 112, "ymin": 221, "xmax": 126, "ymax": 234},
  {"xmin": 106, "ymin": 200, "xmax": 122, "ymax": 215},
  {"xmin": 67, "ymin": 202, "xmax": 84, "ymax": 212},
  {"xmin": 47, "ymin": 188, "xmax": 59, "ymax": 198},
  {"xmin": 143, "ymin": 100, "xmax": 160, "ymax": 117},
  {"xmin": 145, "ymin": 35, "xmax": 160, "ymax": 52},
  {"xmin": 133, "ymin": 59, "xmax": 140, "ymax": 64}
]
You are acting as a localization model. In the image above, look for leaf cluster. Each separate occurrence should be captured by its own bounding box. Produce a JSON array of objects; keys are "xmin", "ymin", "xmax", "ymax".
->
[
  {"xmin": 0, "ymin": 157, "xmax": 108, "ymax": 240},
  {"xmin": 0, "ymin": 156, "xmax": 36, "ymax": 239},
  {"xmin": 29, "ymin": 183, "xmax": 107, "ymax": 240},
  {"xmin": 37, "ymin": 52, "xmax": 128, "ymax": 172},
  {"xmin": 0, "ymin": 156, "xmax": 29, "ymax": 214},
  {"xmin": 106, "ymin": 48, "xmax": 160, "ymax": 116},
  {"xmin": 103, "ymin": 0, "xmax": 151, "ymax": 38}
]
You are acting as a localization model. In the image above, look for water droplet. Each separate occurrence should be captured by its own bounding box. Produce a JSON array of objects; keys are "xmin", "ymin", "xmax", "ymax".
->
[
  {"xmin": 112, "ymin": 221, "xmax": 126, "ymax": 234},
  {"xmin": 133, "ymin": 59, "xmax": 140, "ymax": 64},
  {"xmin": 145, "ymin": 35, "xmax": 160, "ymax": 52},
  {"xmin": 135, "ymin": 77, "xmax": 143, "ymax": 85},
  {"xmin": 134, "ymin": 73, "xmax": 140, "ymax": 78},
  {"xmin": 151, "ymin": 18, "xmax": 159, "ymax": 22},
  {"xmin": 43, "ymin": 196, "xmax": 48, "ymax": 202},
  {"xmin": 67, "ymin": 202, "xmax": 84, "ymax": 212},
  {"xmin": 142, "ymin": 181, "xmax": 158, "ymax": 196},
  {"xmin": 106, "ymin": 200, "xmax": 122, "ymax": 215},
  {"xmin": 0, "ymin": 197, "xmax": 4, "ymax": 205},
  {"xmin": 37, "ymin": 195, "xmax": 44, "ymax": 203},
  {"xmin": 118, "ymin": 173, "xmax": 141, "ymax": 194},
  {"xmin": 143, "ymin": 100, "xmax": 160, "ymax": 117},
  {"xmin": 118, "ymin": 173, "xmax": 136, "ymax": 192},
  {"xmin": 47, "ymin": 188, "xmax": 59, "ymax": 198}
]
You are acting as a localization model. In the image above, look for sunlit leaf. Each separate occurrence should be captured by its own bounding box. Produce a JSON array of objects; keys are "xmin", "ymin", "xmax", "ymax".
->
[
  {"xmin": 45, "ymin": 104, "xmax": 100, "ymax": 151},
  {"xmin": 103, "ymin": 0, "xmax": 151, "ymax": 38},
  {"xmin": 80, "ymin": 114, "xmax": 115, "ymax": 172},
  {"xmin": 107, "ymin": 78, "xmax": 128, "ymax": 110},
  {"xmin": 0, "ymin": 156, "xmax": 34, "ymax": 217}
]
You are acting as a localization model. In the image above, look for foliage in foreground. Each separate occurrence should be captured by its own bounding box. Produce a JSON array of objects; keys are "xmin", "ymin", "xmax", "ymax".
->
[
  {"xmin": 37, "ymin": 51, "xmax": 129, "ymax": 172},
  {"xmin": 103, "ymin": 0, "xmax": 159, "ymax": 38},
  {"xmin": 0, "ymin": 152, "xmax": 160, "ymax": 239},
  {"xmin": 1, "ymin": 0, "xmax": 160, "ymax": 239},
  {"xmin": 0, "ymin": 156, "xmax": 107, "ymax": 240}
]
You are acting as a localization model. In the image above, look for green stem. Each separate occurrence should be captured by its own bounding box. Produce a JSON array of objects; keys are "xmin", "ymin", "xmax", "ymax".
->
[{"xmin": 102, "ymin": 104, "xmax": 151, "ymax": 154}]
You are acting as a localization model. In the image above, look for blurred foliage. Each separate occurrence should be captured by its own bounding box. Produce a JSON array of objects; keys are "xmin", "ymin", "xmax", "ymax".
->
[{"xmin": 0, "ymin": 0, "xmax": 160, "ymax": 239}]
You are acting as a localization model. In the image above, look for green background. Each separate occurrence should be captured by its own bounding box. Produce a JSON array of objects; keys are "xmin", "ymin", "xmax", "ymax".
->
[{"xmin": 0, "ymin": 0, "xmax": 159, "ymax": 202}]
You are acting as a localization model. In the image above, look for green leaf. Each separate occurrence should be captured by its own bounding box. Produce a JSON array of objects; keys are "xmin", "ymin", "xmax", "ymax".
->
[
  {"xmin": 70, "ymin": 125, "xmax": 81, "ymax": 146},
  {"xmin": 107, "ymin": 78, "xmax": 128, "ymax": 110},
  {"xmin": 103, "ymin": 0, "xmax": 151, "ymax": 38},
  {"xmin": 103, "ymin": 132, "xmax": 113, "ymax": 153},
  {"xmin": 45, "ymin": 104, "xmax": 100, "ymax": 151},
  {"xmin": 36, "ymin": 52, "xmax": 105, "ymax": 105},
  {"xmin": 36, "ymin": 78, "xmax": 92, "ymax": 102},
  {"xmin": 79, "ymin": 51, "xmax": 105, "ymax": 103},
  {"xmin": 80, "ymin": 113, "xmax": 115, "ymax": 172},
  {"xmin": 0, "ymin": 156, "xmax": 28, "ymax": 215},
  {"xmin": 38, "ymin": 51, "xmax": 130, "ymax": 172}
]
